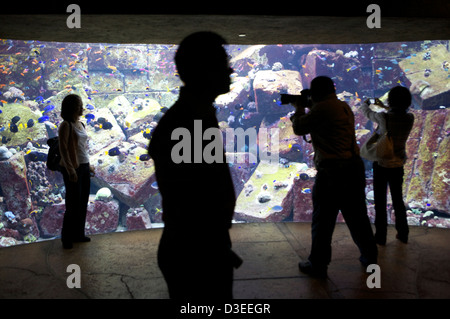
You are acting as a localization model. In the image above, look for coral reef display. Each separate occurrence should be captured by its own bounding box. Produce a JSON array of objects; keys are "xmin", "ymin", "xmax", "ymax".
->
[{"xmin": 0, "ymin": 39, "xmax": 449, "ymax": 248}]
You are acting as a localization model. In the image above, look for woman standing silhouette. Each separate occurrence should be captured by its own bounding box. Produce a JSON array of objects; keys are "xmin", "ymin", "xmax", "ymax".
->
[
  {"xmin": 58, "ymin": 94, "xmax": 95, "ymax": 249},
  {"xmin": 362, "ymin": 86, "xmax": 414, "ymax": 245}
]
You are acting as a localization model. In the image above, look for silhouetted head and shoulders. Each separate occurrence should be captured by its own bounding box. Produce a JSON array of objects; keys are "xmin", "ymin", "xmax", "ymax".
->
[
  {"xmin": 150, "ymin": 32, "xmax": 233, "ymax": 151},
  {"xmin": 387, "ymin": 86, "xmax": 415, "ymax": 127}
]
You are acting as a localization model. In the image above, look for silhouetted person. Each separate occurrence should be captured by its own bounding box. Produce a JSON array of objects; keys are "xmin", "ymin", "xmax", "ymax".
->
[
  {"xmin": 290, "ymin": 76, "xmax": 378, "ymax": 278},
  {"xmin": 362, "ymin": 86, "xmax": 414, "ymax": 245},
  {"xmin": 59, "ymin": 94, "xmax": 95, "ymax": 249},
  {"xmin": 148, "ymin": 32, "xmax": 240, "ymax": 300}
]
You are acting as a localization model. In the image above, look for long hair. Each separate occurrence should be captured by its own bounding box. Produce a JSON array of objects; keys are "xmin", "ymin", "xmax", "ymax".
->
[{"xmin": 61, "ymin": 94, "xmax": 82, "ymax": 122}]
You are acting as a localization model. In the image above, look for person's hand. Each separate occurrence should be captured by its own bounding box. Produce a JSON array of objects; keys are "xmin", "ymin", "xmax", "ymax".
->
[{"xmin": 89, "ymin": 165, "xmax": 95, "ymax": 177}]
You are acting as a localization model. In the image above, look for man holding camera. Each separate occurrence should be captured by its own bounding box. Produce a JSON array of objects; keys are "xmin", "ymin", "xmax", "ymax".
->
[{"xmin": 289, "ymin": 76, "xmax": 377, "ymax": 278}]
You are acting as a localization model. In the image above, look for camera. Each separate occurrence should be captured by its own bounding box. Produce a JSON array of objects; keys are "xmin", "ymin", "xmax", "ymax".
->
[{"xmin": 280, "ymin": 89, "xmax": 312, "ymax": 108}]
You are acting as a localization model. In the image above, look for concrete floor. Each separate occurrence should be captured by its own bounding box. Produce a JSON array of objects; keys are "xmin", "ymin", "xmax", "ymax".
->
[{"xmin": 0, "ymin": 222, "xmax": 449, "ymax": 299}]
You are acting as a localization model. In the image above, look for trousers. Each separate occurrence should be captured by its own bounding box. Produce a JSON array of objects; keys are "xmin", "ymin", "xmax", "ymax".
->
[
  {"xmin": 61, "ymin": 163, "xmax": 90, "ymax": 242},
  {"xmin": 309, "ymin": 157, "xmax": 378, "ymax": 268},
  {"xmin": 372, "ymin": 162, "xmax": 409, "ymax": 240},
  {"xmin": 158, "ymin": 226, "xmax": 234, "ymax": 300}
]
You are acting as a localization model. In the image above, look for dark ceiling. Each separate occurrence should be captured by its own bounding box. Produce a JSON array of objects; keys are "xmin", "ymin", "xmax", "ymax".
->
[
  {"xmin": 1, "ymin": 0, "xmax": 449, "ymax": 45},
  {"xmin": 2, "ymin": 0, "xmax": 450, "ymax": 17}
]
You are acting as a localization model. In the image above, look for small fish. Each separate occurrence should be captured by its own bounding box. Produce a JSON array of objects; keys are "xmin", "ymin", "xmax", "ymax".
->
[
  {"xmin": 290, "ymin": 143, "xmax": 302, "ymax": 152},
  {"xmin": 86, "ymin": 104, "xmax": 95, "ymax": 110},
  {"xmin": 34, "ymin": 75, "xmax": 42, "ymax": 81},
  {"xmin": 5, "ymin": 211, "xmax": 16, "ymax": 221},
  {"xmin": 43, "ymin": 104, "xmax": 55, "ymax": 113},
  {"xmin": 107, "ymin": 65, "xmax": 117, "ymax": 72},
  {"xmin": 85, "ymin": 113, "xmax": 95, "ymax": 123},
  {"xmin": 151, "ymin": 181, "xmax": 158, "ymax": 188},
  {"xmin": 10, "ymin": 123, "xmax": 18, "ymax": 133},
  {"xmin": 11, "ymin": 116, "xmax": 21, "ymax": 124},
  {"xmin": 108, "ymin": 147, "xmax": 121, "ymax": 156},
  {"xmin": 139, "ymin": 154, "xmax": 151, "ymax": 162},
  {"xmin": 102, "ymin": 122, "xmax": 113, "ymax": 130},
  {"xmin": 38, "ymin": 115, "xmax": 49, "ymax": 123},
  {"xmin": 299, "ymin": 173, "xmax": 310, "ymax": 181},
  {"xmin": 270, "ymin": 205, "xmax": 283, "ymax": 213},
  {"xmin": 301, "ymin": 188, "xmax": 311, "ymax": 194},
  {"xmin": 346, "ymin": 65, "xmax": 358, "ymax": 72},
  {"xmin": 27, "ymin": 119, "xmax": 35, "ymax": 128}
]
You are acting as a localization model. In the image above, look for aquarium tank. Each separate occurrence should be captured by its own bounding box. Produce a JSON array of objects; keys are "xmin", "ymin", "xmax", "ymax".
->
[{"xmin": 0, "ymin": 39, "xmax": 449, "ymax": 248}]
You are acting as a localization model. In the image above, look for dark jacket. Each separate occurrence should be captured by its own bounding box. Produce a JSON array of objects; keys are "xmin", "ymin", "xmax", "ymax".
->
[
  {"xmin": 148, "ymin": 87, "xmax": 236, "ymax": 241},
  {"xmin": 291, "ymin": 94, "xmax": 359, "ymax": 168}
]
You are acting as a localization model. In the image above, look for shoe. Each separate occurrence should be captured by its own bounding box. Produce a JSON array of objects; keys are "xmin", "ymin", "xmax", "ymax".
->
[
  {"xmin": 298, "ymin": 261, "xmax": 327, "ymax": 278},
  {"xmin": 74, "ymin": 236, "xmax": 91, "ymax": 243},
  {"xmin": 62, "ymin": 241, "xmax": 73, "ymax": 249},
  {"xmin": 359, "ymin": 256, "xmax": 377, "ymax": 268},
  {"xmin": 396, "ymin": 233, "xmax": 408, "ymax": 244}
]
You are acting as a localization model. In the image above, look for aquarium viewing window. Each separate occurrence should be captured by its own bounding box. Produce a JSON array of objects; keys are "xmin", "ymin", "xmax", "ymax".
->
[{"xmin": 0, "ymin": 39, "xmax": 449, "ymax": 248}]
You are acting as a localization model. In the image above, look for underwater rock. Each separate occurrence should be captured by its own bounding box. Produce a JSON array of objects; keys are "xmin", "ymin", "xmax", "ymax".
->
[
  {"xmin": 253, "ymin": 70, "xmax": 300, "ymax": 115},
  {"xmin": 287, "ymin": 177, "xmax": 315, "ymax": 222},
  {"xmin": 15, "ymin": 217, "xmax": 39, "ymax": 240},
  {"xmin": 261, "ymin": 115, "xmax": 314, "ymax": 166},
  {"xmin": 227, "ymin": 153, "xmax": 258, "ymax": 197},
  {"xmin": 0, "ymin": 152, "xmax": 32, "ymax": 218},
  {"xmin": 95, "ymin": 187, "xmax": 113, "ymax": 202},
  {"xmin": 403, "ymin": 109, "xmax": 449, "ymax": 214},
  {"xmin": 90, "ymin": 141, "xmax": 157, "ymax": 207},
  {"xmin": 0, "ymin": 146, "xmax": 13, "ymax": 161},
  {"xmin": 39, "ymin": 196, "xmax": 120, "ymax": 237},
  {"xmin": 123, "ymin": 98, "xmax": 162, "ymax": 138},
  {"xmin": 85, "ymin": 195, "xmax": 120, "ymax": 235},
  {"xmin": 0, "ymin": 237, "xmax": 19, "ymax": 247},
  {"xmin": 399, "ymin": 44, "xmax": 450, "ymax": 110},
  {"xmin": 3, "ymin": 87, "xmax": 25, "ymax": 100},
  {"xmin": 257, "ymin": 192, "xmax": 272, "ymax": 203},
  {"xmin": 39, "ymin": 202, "xmax": 65, "ymax": 238},
  {"xmin": 27, "ymin": 160, "xmax": 63, "ymax": 207},
  {"xmin": 0, "ymin": 227, "xmax": 21, "ymax": 241},
  {"xmin": 234, "ymin": 161, "xmax": 308, "ymax": 222},
  {"xmin": 86, "ymin": 107, "xmax": 125, "ymax": 155},
  {"xmin": 215, "ymin": 77, "xmax": 252, "ymax": 122},
  {"xmin": 301, "ymin": 49, "xmax": 367, "ymax": 94},
  {"xmin": 0, "ymin": 102, "xmax": 48, "ymax": 148},
  {"xmin": 230, "ymin": 45, "xmax": 267, "ymax": 76},
  {"xmin": 126, "ymin": 207, "xmax": 152, "ymax": 231}
]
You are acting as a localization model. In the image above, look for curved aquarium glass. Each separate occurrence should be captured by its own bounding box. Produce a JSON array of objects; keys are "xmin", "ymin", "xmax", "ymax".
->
[{"xmin": 0, "ymin": 39, "xmax": 449, "ymax": 248}]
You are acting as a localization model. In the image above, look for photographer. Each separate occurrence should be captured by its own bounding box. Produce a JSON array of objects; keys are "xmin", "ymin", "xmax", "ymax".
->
[
  {"xmin": 361, "ymin": 86, "xmax": 414, "ymax": 245},
  {"xmin": 289, "ymin": 76, "xmax": 377, "ymax": 278}
]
